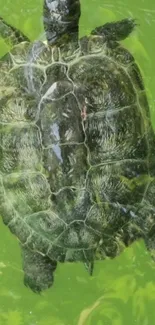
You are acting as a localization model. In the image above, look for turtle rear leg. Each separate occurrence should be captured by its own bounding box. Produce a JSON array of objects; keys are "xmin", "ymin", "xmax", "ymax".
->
[
  {"xmin": 21, "ymin": 246, "xmax": 57, "ymax": 293},
  {"xmin": 134, "ymin": 179, "xmax": 155, "ymax": 261},
  {"xmin": 142, "ymin": 207, "xmax": 155, "ymax": 261},
  {"xmin": 91, "ymin": 18, "xmax": 137, "ymax": 41}
]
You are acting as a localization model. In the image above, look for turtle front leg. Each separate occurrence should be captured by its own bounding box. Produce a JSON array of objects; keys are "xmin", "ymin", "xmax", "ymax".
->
[
  {"xmin": 21, "ymin": 245, "xmax": 57, "ymax": 293},
  {"xmin": 0, "ymin": 16, "xmax": 29, "ymax": 47},
  {"xmin": 91, "ymin": 18, "xmax": 137, "ymax": 41}
]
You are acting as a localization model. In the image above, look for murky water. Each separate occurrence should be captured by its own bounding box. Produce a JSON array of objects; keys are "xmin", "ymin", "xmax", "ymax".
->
[{"xmin": 0, "ymin": 0, "xmax": 155, "ymax": 324}]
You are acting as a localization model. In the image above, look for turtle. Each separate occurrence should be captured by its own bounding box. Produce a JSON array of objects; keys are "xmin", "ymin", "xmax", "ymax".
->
[{"xmin": 0, "ymin": 0, "xmax": 155, "ymax": 293}]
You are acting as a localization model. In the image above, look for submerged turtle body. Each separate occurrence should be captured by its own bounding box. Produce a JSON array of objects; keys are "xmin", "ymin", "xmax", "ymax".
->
[{"xmin": 1, "ymin": 1, "xmax": 155, "ymax": 292}]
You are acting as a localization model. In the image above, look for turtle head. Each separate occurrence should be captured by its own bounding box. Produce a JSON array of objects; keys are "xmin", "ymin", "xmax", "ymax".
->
[{"xmin": 43, "ymin": 0, "xmax": 81, "ymax": 46}]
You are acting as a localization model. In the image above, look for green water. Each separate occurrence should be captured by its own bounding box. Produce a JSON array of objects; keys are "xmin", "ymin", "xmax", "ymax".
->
[{"xmin": 1, "ymin": 0, "xmax": 155, "ymax": 324}]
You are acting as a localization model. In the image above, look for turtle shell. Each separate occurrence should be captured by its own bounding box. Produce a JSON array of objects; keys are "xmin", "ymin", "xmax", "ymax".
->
[{"xmin": 0, "ymin": 35, "xmax": 155, "ymax": 286}]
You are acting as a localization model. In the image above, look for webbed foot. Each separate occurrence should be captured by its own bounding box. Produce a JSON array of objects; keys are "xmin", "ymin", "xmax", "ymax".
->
[{"xmin": 21, "ymin": 246, "xmax": 57, "ymax": 293}]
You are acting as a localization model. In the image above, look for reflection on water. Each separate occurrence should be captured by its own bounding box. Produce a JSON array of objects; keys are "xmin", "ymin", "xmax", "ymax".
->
[{"xmin": 78, "ymin": 296, "xmax": 103, "ymax": 325}]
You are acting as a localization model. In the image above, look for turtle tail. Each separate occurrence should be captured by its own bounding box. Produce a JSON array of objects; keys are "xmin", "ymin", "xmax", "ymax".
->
[{"xmin": 43, "ymin": 0, "xmax": 81, "ymax": 46}]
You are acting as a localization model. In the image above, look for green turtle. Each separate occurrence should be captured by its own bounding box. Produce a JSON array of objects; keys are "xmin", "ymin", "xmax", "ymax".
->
[{"xmin": 0, "ymin": 0, "xmax": 155, "ymax": 293}]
